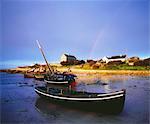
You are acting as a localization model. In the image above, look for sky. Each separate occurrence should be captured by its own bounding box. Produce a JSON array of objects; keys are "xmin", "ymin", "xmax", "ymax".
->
[{"xmin": 0, "ymin": 0, "xmax": 149, "ymax": 67}]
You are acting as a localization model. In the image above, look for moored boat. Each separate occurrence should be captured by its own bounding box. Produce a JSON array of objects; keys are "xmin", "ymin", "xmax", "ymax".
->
[
  {"xmin": 44, "ymin": 79, "xmax": 68, "ymax": 84},
  {"xmin": 36, "ymin": 40, "xmax": 77, "ymax": 85},
  {"xmin": 44, "ymin": 73, "xmax": 76, "ymax": 85},
  {"xmin": 24, "ymin": 73, "xmax": 35, "ymax": 78},
  {"xmin": 34, "ymin": 74, "xmax": 45, "ymax": 80},
  {"xmin": 35, "ymin": 86, "xmax": 126, "ymax": 113}
]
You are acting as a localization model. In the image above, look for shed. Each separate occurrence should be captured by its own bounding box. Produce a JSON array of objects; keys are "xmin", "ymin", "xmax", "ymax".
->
[{"xmin": 60, "ymin": 54, "xmax": 76, "ymax": 62}]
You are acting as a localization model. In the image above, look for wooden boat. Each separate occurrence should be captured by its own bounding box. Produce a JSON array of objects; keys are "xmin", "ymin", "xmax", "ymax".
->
[
  {"xmin": 36, "ymin": 40, "xmax": 77, "ymax": 85},
  {"xmin": 44, "ymin": 79, "xmax": 68, "ymax": 84},
  {"xmin": 35, "ymin": 86, "xmax": 126, "ymax": 113},
  {"xmin": 34, "ymin": 74, "xmax": 45, "ymax": 80},
  {"xmin": 44, "ymin": 73, "xmax": 76, "ymax": 85},
  {"xmin": 24, "ymin": 73, "xmax": 35, "ymax": 78}
]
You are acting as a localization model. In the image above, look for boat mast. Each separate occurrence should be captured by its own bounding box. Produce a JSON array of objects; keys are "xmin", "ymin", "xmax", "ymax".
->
[{"xmin": 36, "ymin": 40, "xmax": 54, "ymax": 75}]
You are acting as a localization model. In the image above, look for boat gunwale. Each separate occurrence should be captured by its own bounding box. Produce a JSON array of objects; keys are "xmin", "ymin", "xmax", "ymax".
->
[
  {"xmin": 44, "ymin": 79, "xmax": 68, "ymax": 84},
  {"xmin": 35, "ymin": 87, "xmax": 125, "ymax": 101}
]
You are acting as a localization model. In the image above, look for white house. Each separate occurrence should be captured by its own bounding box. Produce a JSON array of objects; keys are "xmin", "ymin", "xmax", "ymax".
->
[
  {"xmin": 60, "ymin": 54, "xmax": 76, "ymax": 62},
  {"xmin": 102, "ymin": 55, "xmax": 127, "ymax": 63}
]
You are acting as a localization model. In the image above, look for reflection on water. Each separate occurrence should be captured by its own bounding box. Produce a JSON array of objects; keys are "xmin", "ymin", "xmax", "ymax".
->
[
  {"xmin": 76, "ymin": 74, "xmax": 130, "ymax": 84},
  {"xmin": 76, "ymin": 83, "xmax": 112, "ymax": 93},
  {"xmin": 35, "ymin": 97, "xmax": 92, "ymax": 116},
  {"xmin": 35, "ymin": 97, "xmax": 106, "ymax": 124},
  {"xmin": 75, "ymin": 74, "xmax": 131, "ymax": 93},
  {"xmin": 35, "ymin": 98, "xmax": 61, "ymax": 118}
]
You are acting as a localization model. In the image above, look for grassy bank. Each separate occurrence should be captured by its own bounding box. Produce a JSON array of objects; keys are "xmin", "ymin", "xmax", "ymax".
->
[
  {"xmin": 60, "ymin": 64, "xmax": 150, "ymax": 71},
  {"xmin": 57, "ymin": 68, "xmax": 150, "ymax": 76},
  {"xmin": 57, "ymin": 64, "xmax": 150, "ymax": 76}
]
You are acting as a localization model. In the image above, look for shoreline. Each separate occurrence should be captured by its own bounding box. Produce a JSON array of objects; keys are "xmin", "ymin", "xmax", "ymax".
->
[{"xmin": 0, "ymin": 67, "xmax": 149, "ymax": 76}]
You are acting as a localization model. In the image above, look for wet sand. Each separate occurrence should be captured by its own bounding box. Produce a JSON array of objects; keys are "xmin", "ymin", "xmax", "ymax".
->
[{"xmin": 0, "ymin": 72, "xmax": 149, "ymax": 124}]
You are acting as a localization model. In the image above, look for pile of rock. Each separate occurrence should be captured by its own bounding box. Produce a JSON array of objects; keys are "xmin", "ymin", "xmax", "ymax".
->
[{"xmin": 27, "ymin": 65, "xmax": 46, "ymax": 73}]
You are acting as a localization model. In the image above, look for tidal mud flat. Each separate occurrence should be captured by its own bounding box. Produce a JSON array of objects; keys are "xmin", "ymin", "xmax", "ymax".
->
[{"xmin": 0, "ymin": 72, "xmax": 149, "ymax": 124}]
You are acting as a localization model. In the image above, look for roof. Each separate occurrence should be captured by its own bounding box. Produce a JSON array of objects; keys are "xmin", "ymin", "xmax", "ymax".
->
[
  {"xmin": 64, "ymin": 54, "xmax": 76, "ymax": 58},
  {"xmin": 107, "ymin": 55, "xmax": 126, "ymax": 59}
]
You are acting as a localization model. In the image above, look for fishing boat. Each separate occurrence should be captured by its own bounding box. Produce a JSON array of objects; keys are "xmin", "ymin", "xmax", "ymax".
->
[
  {"xmin": 36, "ymin": 40, "xmax": 77, "ymax": 85},
  {"xmin": 35, "ymin": 86, "xmax": 126, "ymax": 113},
  {"xmin": 34, "ymin": 73, "xmax": 45, "ymax": 80},
  {"xmin": 24, "ymin": 73, "xmax": 35, "ymax": 78},
  {"xmin": 44, "ymin": 78, "xmax": 68, "ymax": 84},
  {"xmin": 44, "ymin": 73, "xmax": 76, "ymax": 85}
]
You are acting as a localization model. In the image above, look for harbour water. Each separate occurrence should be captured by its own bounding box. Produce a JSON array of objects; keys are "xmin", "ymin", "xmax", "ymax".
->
[{"xmin": 0, "ymin": 72, "xmax": 149, "ymax": 124}]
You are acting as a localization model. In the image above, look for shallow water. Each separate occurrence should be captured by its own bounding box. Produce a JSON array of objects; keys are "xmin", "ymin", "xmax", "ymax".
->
[{"xmin": 0, "ymin": 72, "xmax": 149, "ymax": 124}]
